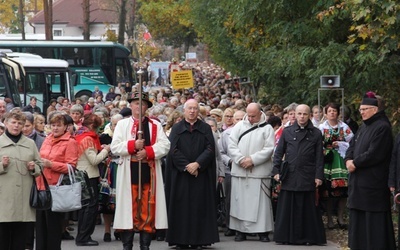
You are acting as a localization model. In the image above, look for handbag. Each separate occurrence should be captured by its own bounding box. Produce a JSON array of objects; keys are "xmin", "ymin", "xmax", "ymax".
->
[
  {"xmin": 30, "ymin": 169, "xmax": 52, "ymax": 210},
  {"xmin": 216, "ymin": 182, "xmax": 226, "ymax": 227},
  {"xmin": 62, "ymin": 168, "xmax": 95, "ymax": 207},
  {"xmin": 50, "ymin": 164, "xmax": 82, "ymax": 212}
]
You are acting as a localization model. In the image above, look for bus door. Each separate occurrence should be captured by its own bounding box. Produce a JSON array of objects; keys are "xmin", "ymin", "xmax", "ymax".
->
[{"xmin": 22, "ymin": 69, "xmax": 47, "ymax": 112}]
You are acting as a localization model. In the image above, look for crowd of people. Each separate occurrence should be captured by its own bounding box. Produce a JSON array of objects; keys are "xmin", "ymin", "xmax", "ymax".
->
[{"xmin": 0, "ymin": 60, "xmax": 399, "ymax": 250}]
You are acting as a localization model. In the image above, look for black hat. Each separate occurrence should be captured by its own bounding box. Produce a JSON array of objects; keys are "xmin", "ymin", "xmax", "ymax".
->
[
  {"xmin": 361, "ymin": 91, "xmax": 378, "ymax": 107},
  {"xmin": 119, "ymin": 107, "xmax": 132, "ymax": 117},
  {"xmin": 127, "ymin": 92, "xmax": 153, "ymax": 108}
]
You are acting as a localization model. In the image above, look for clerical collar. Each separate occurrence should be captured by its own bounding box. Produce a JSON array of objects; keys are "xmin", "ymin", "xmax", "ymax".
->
[{"xmin": 184, "ymin": 118, "xmax": 198, "ymax": 126}]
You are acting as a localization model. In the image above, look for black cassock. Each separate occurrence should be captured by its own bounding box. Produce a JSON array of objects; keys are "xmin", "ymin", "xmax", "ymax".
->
[{"xmin": 165, "ymin": 119, "xmax": 220, "ymax": 246}]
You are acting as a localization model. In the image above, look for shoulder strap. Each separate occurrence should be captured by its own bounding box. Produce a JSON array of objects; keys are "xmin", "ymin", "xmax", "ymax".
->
[{"xmin": 238, "ymin": 122, "xmax": 267, "ymax": 143}]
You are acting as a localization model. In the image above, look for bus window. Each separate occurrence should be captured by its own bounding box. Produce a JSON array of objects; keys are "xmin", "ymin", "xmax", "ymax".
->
[
  {"xmin": 25, "ymin": 47, "xmax": 57, "ymax": 59},
  {"xmin": 99, "ymin": 47, "xmax": 113, "ymax": 84},
  {"xmin": 116, "ymin": 58, "xmax": 130, "ymax": 83},
  {"xmin": 61, "ymin": 47, "xmax": 93, "ymax": 67}
]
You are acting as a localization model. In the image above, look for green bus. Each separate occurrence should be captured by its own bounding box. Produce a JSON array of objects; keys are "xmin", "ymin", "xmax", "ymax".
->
[{"xmin": 0, "ymin": 41, "xmax": 134, "ymax": 98}]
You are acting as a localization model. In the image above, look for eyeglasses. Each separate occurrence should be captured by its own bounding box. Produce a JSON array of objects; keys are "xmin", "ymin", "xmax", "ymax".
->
[{"xmin": 358, "ymin": 107, "xmax": 376, "ymax": 112}]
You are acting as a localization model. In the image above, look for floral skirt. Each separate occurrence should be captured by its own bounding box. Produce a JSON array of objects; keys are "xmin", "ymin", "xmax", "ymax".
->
[{"xmin": 322, "ymin": 150, "xmax": 348, "ymax": 198}]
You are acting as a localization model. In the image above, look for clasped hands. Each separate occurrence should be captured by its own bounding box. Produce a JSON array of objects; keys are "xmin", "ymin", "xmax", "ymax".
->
[
  {"xmin": 135, "ymin": 139, "xmax": 147, "ymax": 161},
  {"xmin": 186, "ymin": 162, "xmax": 199, "ymax": 177},
  {"xmin": 240, "ymin": 157, "xmax": 253, "ymax": 171}
]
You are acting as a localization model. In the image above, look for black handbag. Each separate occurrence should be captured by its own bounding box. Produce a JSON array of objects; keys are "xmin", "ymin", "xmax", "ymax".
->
[
  {"xmin": 279, "ymin": 161, "xmax": 289, "ymax": 181},
  {"xmin": 30, "ymin": 170, "xmax": 52, "ymax": 210},
  {"xmin": 216, "ymin": 182, "xmax": 226, "ymax": 227}
]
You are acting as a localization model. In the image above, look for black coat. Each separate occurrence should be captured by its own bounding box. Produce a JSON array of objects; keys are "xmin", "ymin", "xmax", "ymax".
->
[
  {"xmin": 165, "ymin": 119, "xmax": 219, "ymax": 246},
  {"xmin": 273, "ymin": 121, "xmax": 324, "ymax": 191},
  {"xmin": 345, "ymin": 111, "xmax": 393, "ymax": 212},
  {"xmin": 389, "ymin": 134, "xmax": 400, "ymax": 190}
]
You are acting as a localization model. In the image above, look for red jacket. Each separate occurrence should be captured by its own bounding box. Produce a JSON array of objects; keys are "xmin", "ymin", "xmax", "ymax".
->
[{"xmin": 37, "ymin": 132, "xmax": 79, "ymax": 189}]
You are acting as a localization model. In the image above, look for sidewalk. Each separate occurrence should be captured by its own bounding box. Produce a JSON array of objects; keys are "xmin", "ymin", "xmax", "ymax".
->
[{"xmin": 62, "ymin": 223, "xmax": 340, "ymax": 250}]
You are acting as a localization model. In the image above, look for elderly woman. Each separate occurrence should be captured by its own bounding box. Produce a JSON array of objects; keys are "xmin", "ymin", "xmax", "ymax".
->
[
  {"xmin": 318, "ymin": 103, "xmax": 354, "ymax": 229},
  {"xmin": 74, "ymin": 113, "xmax": 110, "ymax": 246},
  {"xmin": 23, "ymin": 112, "xmax": 45, "ymax": 150},
  {"xmin": 0, "ymin": 110, "xmax": 42, "ymax": 250},
  {"xmin": 35, "ymin": 112, "xmax": 79, "ymax": 250}
]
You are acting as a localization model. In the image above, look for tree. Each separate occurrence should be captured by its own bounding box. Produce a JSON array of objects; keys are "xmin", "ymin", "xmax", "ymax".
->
[
  {"xmin": 138, "ymin": 0, "xmax": 197, "ymax": 52},
  {"xmin": 189, "ymin": 0, "xmax": 400, "ymax": 118},
  {"xmin": 82, "ymin": 0, "xmax": 90, "ymax": 40},
  {"xmin": 0, "ymin": 0, "xmax": 42, "ymax": 34},
  {"xmin": 43, "ymin": 0, "xmax": 53, "ymax": 40}
]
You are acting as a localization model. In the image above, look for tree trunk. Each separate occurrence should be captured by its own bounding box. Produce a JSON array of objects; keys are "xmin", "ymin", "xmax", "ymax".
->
[
  {"xmin": 19, "ymin": 0, "xmax": 25, "ymax": 40},
  {"xmin": 127, "ymin": 0, "xmax": 139, "ymax": 59},
  {"xmin": 43, "ymin": 0, "xmax": 53, "ymax": 40},
  {"xmin": 82, "ymin": 0, "xmax": 90, "ymax": 41},
  {"xmin": 118, "ymin": 0, "xmax": 128, "ymax": 44}
]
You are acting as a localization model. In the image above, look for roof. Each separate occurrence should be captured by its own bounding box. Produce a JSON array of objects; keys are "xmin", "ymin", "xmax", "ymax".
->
[
  {"xmin": 9, "ymin": 57, "xmax": 69, "ymax": 69},
  {"xmin": 29, "ymin": 0, "xmax": 118, "ymax": 27}
]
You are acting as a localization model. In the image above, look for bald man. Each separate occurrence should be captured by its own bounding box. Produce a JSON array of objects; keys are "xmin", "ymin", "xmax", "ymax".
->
[
  {"xmin": 165, "ymin": 99, "xmax": 220, "ymax": 249},
  {"xmin": 273, "ymin": 104, "xmax": 326, "ymax": 245},
  {"xmin": 228, "ymin": 103, "xmax": 275, "ymax": 242}
]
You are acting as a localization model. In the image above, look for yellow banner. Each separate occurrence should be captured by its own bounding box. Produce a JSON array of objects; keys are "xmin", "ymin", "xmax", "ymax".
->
[{"xmin": 171, "ymin": 70, "xmax": 194, "ymax": 89}]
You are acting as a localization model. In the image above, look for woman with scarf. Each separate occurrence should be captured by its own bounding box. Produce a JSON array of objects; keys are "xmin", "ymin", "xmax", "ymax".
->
[{"xmin": 74, "ymin": 113, "xmax": 110, "ymax": 246}]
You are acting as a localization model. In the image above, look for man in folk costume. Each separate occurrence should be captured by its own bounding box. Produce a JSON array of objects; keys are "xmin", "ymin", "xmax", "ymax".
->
[
  {"xmin": 228, "ymin": 103, "xmax": 275, "ymax": 242},
  {"xmin": 111, "ymin": 92, "xmax": 170, "ymax": 250}
]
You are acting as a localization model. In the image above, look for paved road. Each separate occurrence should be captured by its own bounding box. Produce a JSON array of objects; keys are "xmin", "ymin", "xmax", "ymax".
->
[{"xmin": 61, "ymin": 223, "xmax": 340, "ymax": 250}]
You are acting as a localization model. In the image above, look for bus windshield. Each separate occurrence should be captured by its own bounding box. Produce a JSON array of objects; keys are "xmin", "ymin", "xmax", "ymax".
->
[
  {"xmin": 0, "ymin": 41, "xmax": 133, "ymax": 98},
  {"xmin": 8, "ymin": 55, "xmax": 73, "ymax": 113}
]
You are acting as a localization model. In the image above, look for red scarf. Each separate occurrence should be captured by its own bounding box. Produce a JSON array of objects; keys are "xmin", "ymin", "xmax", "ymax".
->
[{"xmin": 75, "ymin": 130, "xmax": 102, "ymax": 156}]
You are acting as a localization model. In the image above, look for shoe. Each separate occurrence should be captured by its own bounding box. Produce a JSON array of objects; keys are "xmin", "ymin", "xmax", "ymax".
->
[
  {"xmin": 224, "ymin": 229, "xmax": 236, "ymax": 237},
  {"xmin": 337, "ymin": 219, "xmax": 347, "ymax": 229},
  {"xmin": 156, "ymin": 236, "xmax": 165, "ymax": 241},
  {"xmin": 234, "ymin": 232, "xmax": 246, "ymax": 242},
  {"xmin": 191, "ymin": 245, "xmax": 203, "ymax": 249},
  {"xmin": 76, "ymin": 240, "xmax": 99, "ymax": 246},
  {"xmin": 103, "ymin": 232, "xmax": 111, "ymax": 242},
  {"xmin": 61, "ymin": 231, "xmax": 74, "ymax": 240},
  {"xmin": 259, "ymin": 233, "xmax": 270, "ymax": 242},
  {"xmin": 175, "ymin": 245, "xmax": 189, "ymax": 249},
  {"xmin": 114, "ymin": 231, "xmax": 121, "ymax": 240},
  {"xmin": 338, "ymin": 222, "xmax": 348, "ymax": 230}
]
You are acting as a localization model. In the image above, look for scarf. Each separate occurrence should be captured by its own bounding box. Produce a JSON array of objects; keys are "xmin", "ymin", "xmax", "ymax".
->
[{"xmin": 75, "ymin": 128, "xmax": 102, "ymax": 157}]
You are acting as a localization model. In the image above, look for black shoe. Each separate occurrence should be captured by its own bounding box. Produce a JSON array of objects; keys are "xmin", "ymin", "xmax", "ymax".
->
[
  {"xmin": 191, "ymin": 245, "xmax": 203, "ymax": 249},
  {"xmin": 103, "ymin": 232, "xmax": 111, "ymax": 242},
  {"xmin": 61, "ymin": 231, "xmax": 74, "ymax": 240},
  {"xmin": 224, "ymin": 229, "xmax": 236, "ymax": 237},
  {"xmin": 156, "ymin": 236, "xmax": 165, "ymax": 241},
  {"xmin": 234, "ymin": 232, "xmax": 246, "ymax": 242},
  {"xmin": 175, "ymin": 245, "xmax": 189, "ymax": 249},
  {"xmin": 76, "ymin": 240, "xmax": 99, "ymax": 246},
  {"xmin": 259, "ymin": 233, "xmax": 270, "ymax": 242},
  {"xmin": 114, "ymin": 231, "xmax": 121, "ymax": 240}
]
